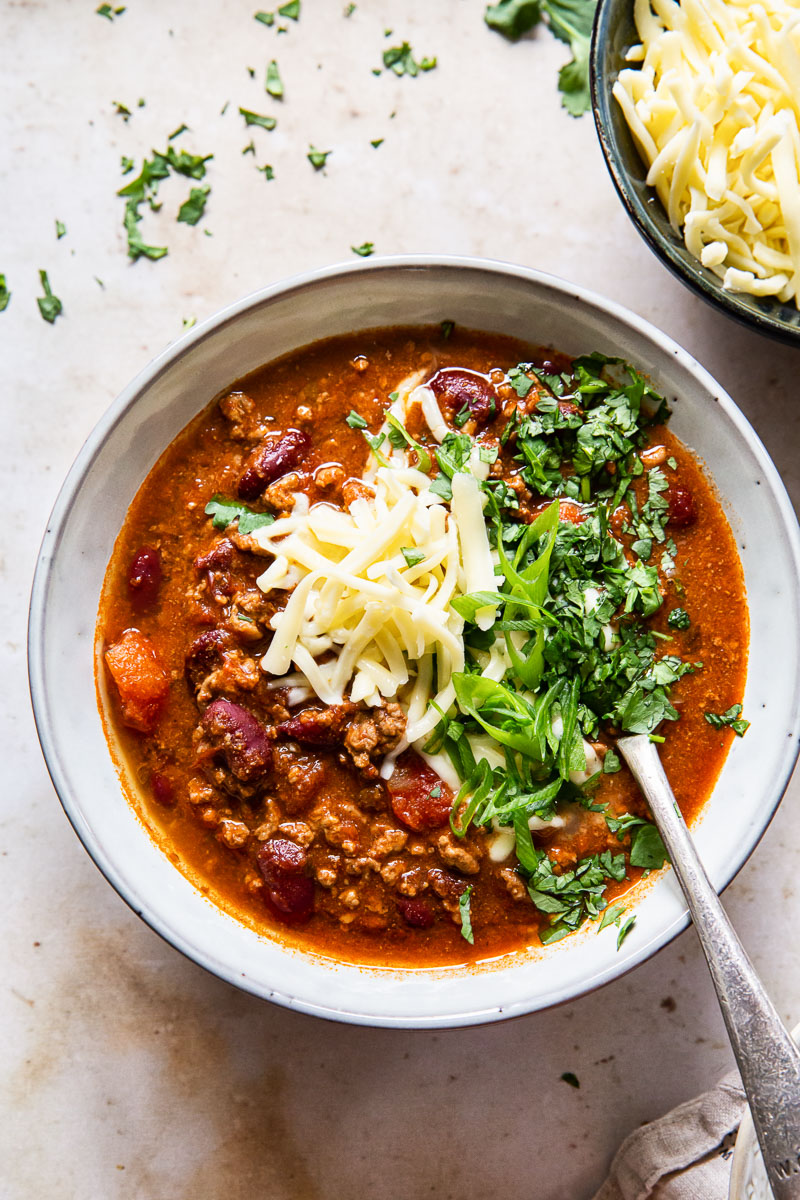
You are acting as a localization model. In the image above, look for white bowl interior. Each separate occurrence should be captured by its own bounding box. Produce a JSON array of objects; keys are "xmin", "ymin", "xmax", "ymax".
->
[{"xmin": 29, "ymin": 258, "xmax": 800, "ymax": 1027}]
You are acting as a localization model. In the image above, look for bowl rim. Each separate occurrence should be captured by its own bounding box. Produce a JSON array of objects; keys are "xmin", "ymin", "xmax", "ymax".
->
[
  {"xmin": 589, "ymin": 0, "xmax": 800, "ymax": 346},
  {"xmin": 27, "ymin": 253, "xmax": 800, "ymax": 1027}
]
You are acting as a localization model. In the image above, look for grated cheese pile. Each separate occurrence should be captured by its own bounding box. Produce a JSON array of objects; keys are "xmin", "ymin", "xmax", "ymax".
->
[
  {"xmin": 252, "ymin": 382, "xmax": 497, "ymax": 747},
  {"xmin": 613, "ymin": 0, "xmax": 800, "ymax": 305}
]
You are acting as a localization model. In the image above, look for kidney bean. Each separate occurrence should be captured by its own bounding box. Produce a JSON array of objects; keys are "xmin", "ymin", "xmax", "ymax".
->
[
  {"xmin": 185, "ymin": 629, "xmax": 235, "ymax": 694},
  {"xmin": 396, "ymin": 897, "xmax": 435, "ymax": 929},
  {"xmin": 128, "ymin": 546, "xmax": 162, "ymax": 606},
  {"xmin": 429, "ymin": 368, "xmax": 497, "ymax": 430},
  {"xmin": 105, "ymin": 629, "xmax": 169, "ymax": 733},
  {"xmin": 277, "ymin": 704, "xmax": 356, "ymax": 746},
  {"xmin": 200, "ymin": 698, "xmax": 273, "ymax": 781},
  {"xmin": 386, "ymin": 751, "xmax": 453, "ymax": 833},
  {"xmin": 667, "ymin": 484, "xmax": 697, "ymax": 528},
  {"xmin": 151, "ymin": 771, "xmax": 176, "ymax": 807},
  {"xmin": 194, "ymin": 539, "xmax": 234, "ymax": 572},
  {"xmin": 238, "ymin": 430, "xmax": 311, "ymax": 501},
  {"xmin": 257, "ymin": 838, "xmax": 314, "ymax": 923}
]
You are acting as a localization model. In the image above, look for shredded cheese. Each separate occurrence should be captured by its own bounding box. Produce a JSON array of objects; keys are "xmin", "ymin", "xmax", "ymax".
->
[{"xmin": 613, "ymin": 0, "xmax": 800, "ymax": 306}]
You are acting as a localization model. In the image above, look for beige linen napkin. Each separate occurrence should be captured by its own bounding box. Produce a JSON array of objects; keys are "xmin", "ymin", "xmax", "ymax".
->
[{"xmin": 592, "ymin": 1071, "xmax": 747, "ymax": 1200}]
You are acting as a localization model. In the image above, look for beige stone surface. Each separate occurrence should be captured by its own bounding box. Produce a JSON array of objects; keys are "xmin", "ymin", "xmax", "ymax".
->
[{"xmin": 3, "ymin": 2, "xmax": 800, "ymax": 1198}]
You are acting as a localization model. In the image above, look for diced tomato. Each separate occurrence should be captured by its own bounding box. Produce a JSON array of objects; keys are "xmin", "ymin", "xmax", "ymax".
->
[
  {"xmin": 386, "ymin": 751, "xmax": 453, "ymax": 833},
  {"xmin": 105, "ymin": 628, "xmax": 169, "ymax": 732}
]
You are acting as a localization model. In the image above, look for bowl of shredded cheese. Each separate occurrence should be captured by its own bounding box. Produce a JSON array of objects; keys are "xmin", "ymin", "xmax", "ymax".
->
[{"xmin": 591, "ymin": 0, "xmax": 800, "ymax": 342}]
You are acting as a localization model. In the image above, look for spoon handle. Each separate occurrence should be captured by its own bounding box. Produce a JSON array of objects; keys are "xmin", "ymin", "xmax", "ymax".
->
[{"xmin": 618, "ymin": 734, "xmax": 800, "ymax": 1199}]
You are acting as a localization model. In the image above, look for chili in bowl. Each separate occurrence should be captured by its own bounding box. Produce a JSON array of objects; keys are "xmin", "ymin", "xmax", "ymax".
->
[{"xmin": 28, "ymin": 257, "xmax": 800, "ymax": 1027}]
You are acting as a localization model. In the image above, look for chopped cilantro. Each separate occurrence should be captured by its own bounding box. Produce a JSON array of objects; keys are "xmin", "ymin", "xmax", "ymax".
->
[
  {"xmin": 55, "ymin": 220, "xmax": 66, "ymax": 239},
  {"xmin": 402, "ymin": 547, "xmax": 426, "ymax": 567},
  {"xmin": 484, "ymin": 0, "xmax": 540, "ymax": 39},
  {"xmin": 242, "ymin": 141, "xmax": 256, "ymax": 156},
  {"xmin": 617, "ymin": 915, "xmax": 636, "ymax": 949},
  {"xmin": 371, "ymin": 138, "xmax": 384, "ymax": 148},
  {"xmin": 257, "ymin": 164, "xmax": 275, "ymax": 180},
  {"xmin": 345, "ymin": 411, "xmax": 368, "ymax": 429},
  {"xmin": 97, "ymin": 3, "xmax": 125, "ymax": 18},
  {"xmin": 122, "ymin": 199, "xmax": 168, "ymax": 261},
  {"xmin": 205, "ymin": 495, "xmax": 275, "ymax": 534},
  {"xmin": 598, "ymin": 901, "xmax": 626, "ymax": 932},
  {"xmin": 440, "ymin": 319, "xmax": 455, "ymax": 339},
  {"xmin": 307, "ymin": 145, "xmax": 331, "ymax": 169},
  {"xmin": 177, "ymin": 184, "xmax": 210, "ymax": 225},
  {"xmin": 602, "ymin": 748, "xmax": 621, "ymax": 774},
  {"xmin": 239, "ymin": 107, "xmax": 277, "ymax": 130},
  {"xmin": 351, "ymin": 242, "xmax": 374, "ymax": 257},
  {"xmin": 120, "ymin": 155, "xmax": 134, "ymax": 174},
  {"xmin": 277, "ymin": 0, "xmax": 300, "ymax": 17},
  {"xmin": 458, "ymin": 886, "xmax": 474, "ymax": 944},
  {"xmin": 168, "ymin": 124, "xmax": 189, "ymax": 141},
  {"xmin": 560, "ymin": 1072, "xmax": 580, "ymax": 1088},
  {"xmin": 254, "ymin": 10, "xmax": 275, "ymax": 25},
  {"xmin": 0, "ymin": 275, "xmax": 10, "ymax": 312},
  {"xmin": 667, "ymin": 607, "xmax": 690, "ymax": 630},
  {"xmin": 266, "ymin": 60, "xmax": 284, "ymax": 98},
  {"xmin": 382, "ymin": 42, "xmax": 437, "ymax": 77},
  {"xmin": 183, "ymin": 316, "xmax": 196, "ymax": 329},
  {"xmin": 705, "ymin": 704, "xmax": 749, "ymax": 737},
  {"xmin": 629, "ymin": 824, "xmax": 669, "ymax": 870},
  {"xmin": 344, "ymin": 2, "xmax": 356, "ymax": 13},
  {"xmin": 484, "ymin": 0, "xmax": 597, "ymax": 116},
  {"xmin": 36, "ymin": 270, "xmax": 63, "ymax": 323},
  {"xmin": 112, "ymin": 100, "xmax": 132, "ymax": 120}
]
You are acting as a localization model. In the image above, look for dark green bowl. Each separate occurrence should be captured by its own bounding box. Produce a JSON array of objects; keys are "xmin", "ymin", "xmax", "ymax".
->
[{"xmin": 590, "ymin": 0, "xmax": 800, "ymax": 344}]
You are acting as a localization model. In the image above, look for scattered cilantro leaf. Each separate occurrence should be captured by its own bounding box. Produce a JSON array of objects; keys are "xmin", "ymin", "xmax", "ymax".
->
[
  {"xmin": 120, "ymin": 155, "xmax": 134, "ymax": 174},
  {"xmin": 112, "ymin": 100, "xmax": 132, "ymax": 121},
  {"xmin": 382, "ymin": 42, "xmax": 437, "ymax": 77},
  {"xmin": 257, "ymin": 164, "xmax": 275, "ymax": 180},
  {"xmin": 36, "ymin": 270, "xmax": 63, "ymax": 323},
  {"xmin": 351, "ymin": 242, "xmax": 374, "ymax": 257},
  {"xmin": 346, "ymin": 411, "xmax": 368, "ymax": 429},
  {"xmin": 254, "ymin": 10, "xmax": 275, "ymax": 25},
  {"xmin": 123, "ymin": 199, "xmax": 168, "ymax": 261},
  {"xmin": 55, "ymin": 220, "xmax": 66, "ymax": 239},
  {"xmin": 667, "ymin": 607, "xmax": 690, "ymax": 630},
  {"xmin": 177, "ymin": 184, "xmax": 210, "ymax": 225},
  {"xmin": 616, "ymin": 915, "xmax": 636, "ymax": 949},
  {"xmin": 629, "ymin": 824, "xmax": 668, "ymax": 870},
  {"xmin": 458, "ymin": 886, "xmax": 475, "ymax": 944},
  {"xmin": 603, "ymin": 748, "xmax": 621, "ymax": 774},
  {"xmin": 440, "ymin": 319, "xmax": 455, "ymax": 339},
  {"xmin": 97, "ymin": 3, "xmax": 125, "ymax": 18},
  {"xmin": 205, "ymin": 495, "xmax": 275, "ymax": 534},
  {"xmin": 371, "ymin": 138, "xmax": 384, "ymax": 148},
  {"xmin": 560, "ymin": 1072, "xmax": 580, "ymax": 1088},
  {"xmin": 277, "ymin": 0, "xmax": 300, "ymax": 18},
  {"xmin": 183, "ymin": 316, "xmax": 196, "ymax": 329},
  {"xmin": 168, "ymin": 123, "xmax": 189, "ymax": 141},
  {"xmin": 705, "ymin": 704, "xmax": 749, "ymax": 737},
  {"xmin": 266, "ymin": 60, "xmax": 284, "ymax": 98},
  {"xmin": 598, "ymin": 901, "xmax": 626, "ymax": 932},
  {"xmin": 239, "ymin": 107, "xmax": 277, "ymax": 131},
  {"xmin": 242, "ymin": 141, "xmax": 256, "ymax": 156},
  {"xmin": 484, "ymin": 0, "xmax": 541, "ymax": 39},
  {"xmin": 402, "ymin": 547, "xmax": 426, "ymax": 567},
  {"xmin": 308, "ymin": 145, "xmax": 331, "ymax": 169},
  {"xmin": 344, "ymin": 2, "xmax": 356, "ymax": 13},
  {"xmin": 0, "ymin": 275, "xmax": 10, "ymax": 311}
]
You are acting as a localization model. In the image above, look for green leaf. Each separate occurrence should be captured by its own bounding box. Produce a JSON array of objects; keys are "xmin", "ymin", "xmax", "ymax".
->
[
  {"xmin": 346, "ymin": 410, "xmax": 368, "ymax": 430},
  {"xmin": 450, "ymin": 591, "xmax": 502, "ymax": 623},
  {"xmin": 705, "ymin": 704, "xmax": 749, "ymax": 737},
  {"xmin": 560, "ymin": 1071, "xmax": 580, "ymax": 1088},
  {"xmin": 484, "ymin": 0, "xmax": 541, "ymax": 39},
  {"xmin": 629, "ymin": 824, "xmax": 668, "ymax": 870},
  {"xmin": 257, "ymin": 163, "xmax": 275, "ymax": 180},
  {"xmin": 55, "ymin": 220, "xmax": 66, "ymax": 240},
  {"xmin": 36, "ymin": 270, "xmax": 63, "ymax": 323},
  {"xmin": 541, "ymin": 0, "xmax": 597, "ymax": 117},
  {"xmin": 205, "ymin": 495, "xmax": 275, "ymax": 534},
  {"xmin": 370, "ymin": 138, "xmax": 384, "ymax": 148},
  {"xmin": 401, "ymin": 547, "xmax": 426, "ymax": 567},
  {"xmin": 239, "ymin": 107, "xmax": 277, "ymax": 131},
  {"xmin": 123, "ymin": 199, "xmax": 168, "ymax": 261},
  {"xmin": 440, "ymin": 319, "xmax": 455, "ymax": 339},
  {"xmin": 616, "ymin": 915, "xmax": 636, "ymax": 949},
  {"xmin": 598, "ymin": 901, "xmax": 626, "ymax": 932},
  {"xmin": 602, "ymin": 748, "xmax": 621, "ymax": 774},
  {"xmin": 168, "ymin": 124, "xmax": 189, "ymax": 141},
  {"xmin": 382, "ymin": 42, "xmax": 437, "ymax": 77},
  {"xmin": 351, "ymin": 242, "xmax": 374, "ymax": 257},
  {"xmin": 458, "ymin": 886, "xmax": 475, "ymax": 944},
  {"xmin": 254, "ymin": 10, "xmax": 275, "ymax": 25},
  {"xmin": 177, "ymin": 184, "xmax": 210, "ymax": 225},
  {"xmin": 667, "ymin": 607, "xmax": 690, "ymax": 630},
  {"xmin": 0, "ymin": 274, "xmax": 10, "ymax": 312},
  {"xmin": 307, "ymin": 145, "xmax": 331, "ymax": 170},
  {"xmin": 278, "ymin": 0, "xmax": 300, "ymax": 18},
  {"xmin": 266, "ymin": 60, "xmax": 284, "ymax": 98}
]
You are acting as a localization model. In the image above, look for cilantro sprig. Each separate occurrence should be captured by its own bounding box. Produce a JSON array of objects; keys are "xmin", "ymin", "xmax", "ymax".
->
[
  {"xmin": 484, "ymin": 0, "xmax": 597, "ymax": 116},
  {"xmin": 705, "ymin": 704, "xmax": 750, "ymax": 737},
  {"xmin": 205, "ymin": 496, "xmax": 275, "ymax": 535}
]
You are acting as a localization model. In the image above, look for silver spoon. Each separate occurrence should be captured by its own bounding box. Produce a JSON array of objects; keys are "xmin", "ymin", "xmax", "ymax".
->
[{"xmin": 618, "ymin": 734, "xmax": 800, "ymax": 1199}]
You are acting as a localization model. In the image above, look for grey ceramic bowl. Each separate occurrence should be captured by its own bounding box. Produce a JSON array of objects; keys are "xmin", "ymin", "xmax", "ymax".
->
[{"xmin": 590, "ymin": 0, "xmax": 800, "ymax": 345}]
